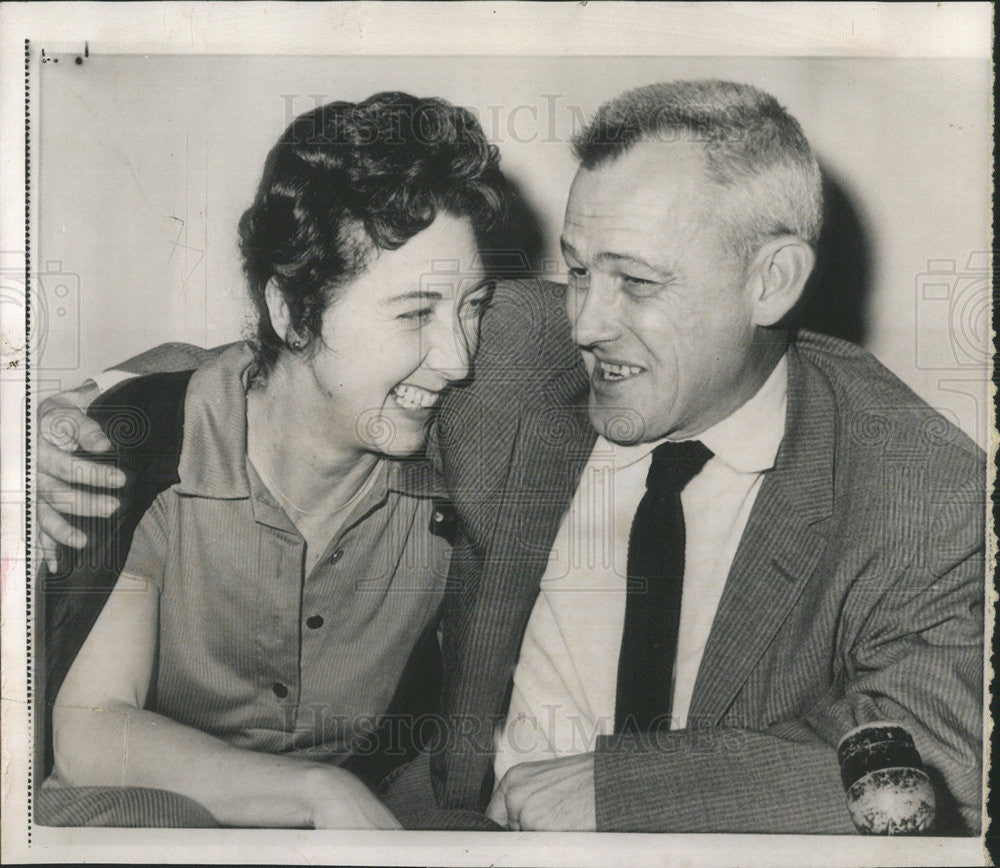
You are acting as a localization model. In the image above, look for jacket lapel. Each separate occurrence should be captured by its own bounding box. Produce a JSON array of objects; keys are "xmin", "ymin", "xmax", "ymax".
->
[
  {"xmin": 435, "ymin": 279, "xmax": 594, "ymax": 808},
  {"xmin": 442, "ymin": 377, "xmax": 595, "ymax": 808},
  {"xmin": 688, "ymin": 343, "xmax": 836, "ymax": 724}
]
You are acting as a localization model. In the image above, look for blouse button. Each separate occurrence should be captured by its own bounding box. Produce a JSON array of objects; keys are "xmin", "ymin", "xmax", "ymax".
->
[
  {"xmin": 306, "ymin": 615, "xmax": 324, "ymax": 629},
  {"xmin": 272, "ymin": 682, "xmax": 289, "ymax": 699}
]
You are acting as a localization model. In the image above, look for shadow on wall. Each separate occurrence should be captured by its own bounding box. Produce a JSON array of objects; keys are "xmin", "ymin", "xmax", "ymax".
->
[
  {"xmin": 481, "ymin": 163, "xmax": 876, "ymax": 350},
  {"xmin": 479, "ymin": 172, "xmax": 547, "ymax": 280},
  {"xmin": 796, "ymin": 165, "xmax": 874, "ymax": 345}
]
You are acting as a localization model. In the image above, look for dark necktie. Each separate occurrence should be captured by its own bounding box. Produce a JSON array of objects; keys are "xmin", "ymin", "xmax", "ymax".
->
[{"xmin": 614, "ymin": 439, "xmax": 714, "ymax": 733}]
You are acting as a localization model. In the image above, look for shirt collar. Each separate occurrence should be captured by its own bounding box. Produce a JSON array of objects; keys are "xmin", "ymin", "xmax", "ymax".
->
[
  {"xmin": 387, "ymin": 455, "xmax": 448, "ymax": 499},
  {"xmin": 174, "ymin": 342, "xmax": 446, "ymax": 500},
  {"xmin": 700, "ymin": 354, "xmax": 787, "ymax": 473},
  {"xmin": 174, "ymin": 343, "xmax": 255, "ymax": 498},
  {"xmin": 596, "ymin": 353, "xmax": 788, "ymax": 474}
]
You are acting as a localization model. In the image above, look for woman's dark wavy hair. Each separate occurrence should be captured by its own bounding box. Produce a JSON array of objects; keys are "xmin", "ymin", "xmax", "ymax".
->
[{"xmin": 238, "ymin": 91, "xmax": 507, "ymax": 379}]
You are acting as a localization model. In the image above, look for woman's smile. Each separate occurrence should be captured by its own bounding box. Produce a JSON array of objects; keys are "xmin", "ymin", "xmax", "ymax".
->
[{"xmin": 391, "ymin": 382, "xmax": 443, "ymax": 411}]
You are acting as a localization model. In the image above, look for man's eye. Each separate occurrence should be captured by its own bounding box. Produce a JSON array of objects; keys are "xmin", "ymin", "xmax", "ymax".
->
[
  {"xmin": 620, "ymin": 275, "xmax": 663, "ymax": 297},
  {"xmin": 398, "ymin": 308, "xmax": 433, "ymax": 323},
  {"xmin": 622, "ymin": 274, "xmax": 655, "ymax": 287}
]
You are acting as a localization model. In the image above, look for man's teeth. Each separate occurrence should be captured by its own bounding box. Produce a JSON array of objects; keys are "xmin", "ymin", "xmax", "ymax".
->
[
  {"xmin": 392, "ymin": 384, "xmax": 440, "ymax": 410},
  {"xmin": 597, "ymin": 361, "xmax": 644, "ymax": 381}
]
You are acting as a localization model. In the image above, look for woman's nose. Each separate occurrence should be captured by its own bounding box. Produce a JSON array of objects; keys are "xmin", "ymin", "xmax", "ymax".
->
[{"xmin": 426, "ymin": 316, "xmax": 472, "ymax": 382}]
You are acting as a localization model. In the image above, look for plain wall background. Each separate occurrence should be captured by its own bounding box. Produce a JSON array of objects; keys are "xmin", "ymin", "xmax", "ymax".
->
[{"xmin": 37, "ymin": 54, "xmax": 991, "ymax": 444}]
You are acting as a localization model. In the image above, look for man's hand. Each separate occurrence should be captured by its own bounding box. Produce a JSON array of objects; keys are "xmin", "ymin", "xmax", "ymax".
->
[
  {"xmin": 486, "ymin": 752, "xmax": 596, "ymax": 831},
  {"xmin": 37, "ymin": 382, "xmax": 125, "ymax": 570}
]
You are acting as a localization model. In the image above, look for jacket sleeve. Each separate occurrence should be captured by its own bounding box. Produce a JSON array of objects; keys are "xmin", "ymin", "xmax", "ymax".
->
[{"xmin": 593, "ymin": 477, "xmax": 985, "ymax": 835}]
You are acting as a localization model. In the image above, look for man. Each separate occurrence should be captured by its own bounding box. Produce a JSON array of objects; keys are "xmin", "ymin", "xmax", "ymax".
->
[{"xmin": 38, "ymin": 81, "xmax": 985, "ymax": 833}]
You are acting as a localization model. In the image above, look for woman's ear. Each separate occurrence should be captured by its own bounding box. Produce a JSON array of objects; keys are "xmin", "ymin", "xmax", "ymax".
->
[
  {"xmin": 746, "ymin": 236, "xmax": 816, "ymax": 327},
  {"xmin": 264, "ymin": 280, "xmax": 295, "ymax": 343}
]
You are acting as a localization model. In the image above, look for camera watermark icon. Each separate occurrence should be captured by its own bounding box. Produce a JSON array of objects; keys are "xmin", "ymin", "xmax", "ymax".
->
[
  {"xmin": 914, "ymin": 252, "xmax": 990, "ymax": 371},
  {"xmin": 0, "ymin": 254, "xmax": 82, "ymax": 371}
]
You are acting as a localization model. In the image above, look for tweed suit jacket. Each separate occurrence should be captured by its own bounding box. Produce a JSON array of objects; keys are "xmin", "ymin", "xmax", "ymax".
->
[
  {"xmin": 398, "ymin": 279, "xmax": 986, "ymax": 834},
  {"xmin": 89, "ymin": 279, "xmax": 985, "ymax": 834}
]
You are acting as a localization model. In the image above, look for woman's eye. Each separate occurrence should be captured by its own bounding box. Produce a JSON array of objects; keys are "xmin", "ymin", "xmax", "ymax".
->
[
  {"xmin": 398, "ymin": 307, "xmax": 433, "ymax": 323},
  {"xmin": 460, "ymin": 295, "xmax": 491, "ymax": 317}
]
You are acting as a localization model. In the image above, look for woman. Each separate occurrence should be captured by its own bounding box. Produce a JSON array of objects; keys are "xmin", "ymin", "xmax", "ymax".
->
[{"xmin": 43, "ymin": 92, "xmax": 505, "ymax": 828}]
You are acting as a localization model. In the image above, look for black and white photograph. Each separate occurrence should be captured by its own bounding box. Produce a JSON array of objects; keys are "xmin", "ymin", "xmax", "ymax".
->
[{"xmin": 0, "ymin": 3, "xmax": 993, "ymax": 865}]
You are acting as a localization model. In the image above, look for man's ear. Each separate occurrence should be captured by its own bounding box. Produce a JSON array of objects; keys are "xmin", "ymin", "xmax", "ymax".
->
[
  {"xmin": 745, "ymin": 236, "xmax": 816, "ymax": 327},
  {"xmin": 264, "ymin": 280, "xmax": 294, "ymax": 342}
]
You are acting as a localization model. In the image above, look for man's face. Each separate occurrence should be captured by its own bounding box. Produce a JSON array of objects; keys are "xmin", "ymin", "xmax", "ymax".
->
[
  {"xmin": 562, "ymin": 140, "xmax": 762, "ymax": 444},
  {"xmin": 306, "ymin": 212, "xmax": 489, "ymax": 457}
]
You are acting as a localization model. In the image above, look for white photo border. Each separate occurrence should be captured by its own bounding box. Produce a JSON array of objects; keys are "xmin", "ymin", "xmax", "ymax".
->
[{"xmin": 1, "ymin": 3, "xmax": 993, "ymax": 865}]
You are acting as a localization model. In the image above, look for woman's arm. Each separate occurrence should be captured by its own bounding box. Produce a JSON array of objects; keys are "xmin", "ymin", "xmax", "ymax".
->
[{"xmin": 52, "ymin": 569, "xmax": 400, "ymax": 829}]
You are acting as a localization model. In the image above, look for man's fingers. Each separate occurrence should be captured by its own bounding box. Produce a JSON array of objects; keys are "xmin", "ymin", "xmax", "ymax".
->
[
  {"xmin": 38, "ymin": 475, "xmax": 120, "ymax": 518},
  {"xmin": 40, "ymin": 403, "xmax": 110, "ymax": 453},
  {"xmin": 38, "ymin": 531, "xmax": 61, "ymax": 572},
  {"xmin": 38, "ymin": 441, "xmax": 125, "ymax": 489},
  {"xmin": 77, "ymin": 421, "xmax": 113, "ymax": 453},
  {"xmin": 37, "ymin": 502, "xmax": 87, "ymax": 550},
  {"xmin": 485, "ymin": 784, "xmax": 510, "ymax": 829},
  {"xmin": 487, "ymin": 769, "xmax": 530, "ymax": 831}
]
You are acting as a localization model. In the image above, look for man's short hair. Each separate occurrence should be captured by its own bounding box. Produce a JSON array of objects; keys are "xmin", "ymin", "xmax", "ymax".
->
[{"xmin": 572, "ymin": 80, "xmax": 823, "ymax": 261}]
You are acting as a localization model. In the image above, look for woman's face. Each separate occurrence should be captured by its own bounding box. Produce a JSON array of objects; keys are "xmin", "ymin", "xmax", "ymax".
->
[{"xmin": 301, "ymin": 213, "xmax": 490, "ymax": 458}]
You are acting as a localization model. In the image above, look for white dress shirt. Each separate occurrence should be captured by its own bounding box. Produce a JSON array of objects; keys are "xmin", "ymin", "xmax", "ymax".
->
[
  {"xmin": 90, "ymin": 367, "xmax": 137, "ymax": 394},
  {"xmin": 493, "ymin": 356, "xmax": 788, "ymax": 782}
]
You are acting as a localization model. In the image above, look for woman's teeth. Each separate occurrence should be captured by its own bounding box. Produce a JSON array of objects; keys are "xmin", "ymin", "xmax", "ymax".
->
[
  {"xmin": 392, "ymin": 384, "xmax": 440, "ymax": 410},
  {"xmin": 597, "ymin": 361, "xmax": 644, "ymax": 381}
]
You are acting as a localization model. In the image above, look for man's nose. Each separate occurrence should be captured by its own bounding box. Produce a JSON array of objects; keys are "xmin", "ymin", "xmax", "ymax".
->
[
  {"xmin": 425, "ymin": 314, "xmax": 472, "ymax": 382},
  {"xmin": 570, "ymin": 280, "xmax": 618, "ymax": 348}
]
